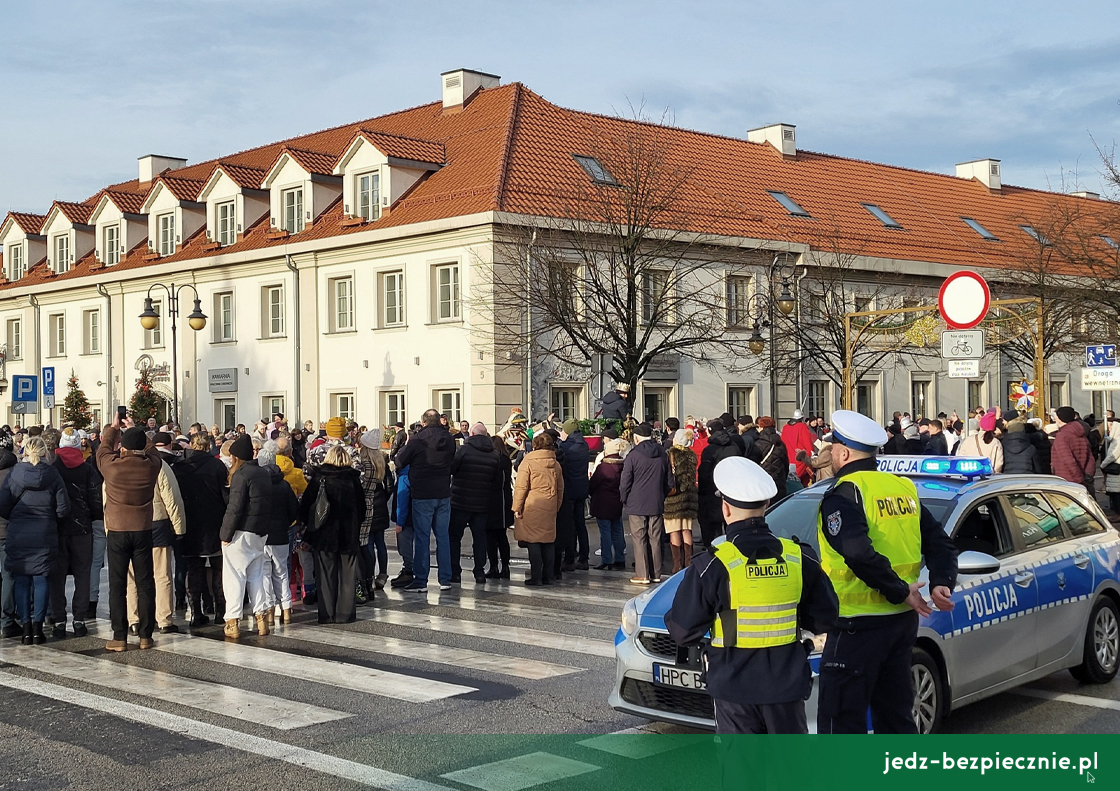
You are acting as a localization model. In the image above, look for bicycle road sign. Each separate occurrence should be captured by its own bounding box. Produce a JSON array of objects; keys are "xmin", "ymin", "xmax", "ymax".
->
[{"xmin": 941, "ymin": 330, "xmax": 985, "ymax": 359}]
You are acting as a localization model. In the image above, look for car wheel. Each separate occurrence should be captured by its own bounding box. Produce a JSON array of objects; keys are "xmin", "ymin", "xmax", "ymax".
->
[
  {"xmin": 1070, "ymin": 596, "xmax": 1120, "ymax": 684},
  {"xmin": 911, "ymin": 647, "xmax": 945, "ymax": 734}
]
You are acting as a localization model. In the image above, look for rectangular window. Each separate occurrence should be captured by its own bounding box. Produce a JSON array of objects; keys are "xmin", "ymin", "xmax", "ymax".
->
[
  {"xmin": 1008, "ymin": 492, "xmax": 1066, "ymax": 547},
  {"xmin": 968, "ymin": 381, "xmax": 986, "ymax": 416},
  {"xmin": 158, "ymin": 213, "xmax": 175, "ymax": 256},
  {"xmin": 83, "ymin": 309, "xmax": 100, "ymax": 354},
  {"xmin": 853, "ymin": 296, "xmax": 873, "ymax": 314},
  {"xmin": 283, "ymin": 188, "xmax": 304, "ymax": 233},
  {"xmin": 1047, "ymin": 492, "xmax": 1106, "ymax": 537},
  {"xmin": 961, "ymin": 217, "xmax": 998, "ymax": 241},
  {"xmin": 727, "ymin": 386, "xmax": 754, "ymax": 417},
  {"xmin": 1049, "ymin": 380, "xmax": 1067, "ymax": 410},
  {"xmin": 332, "ymin": 392, "xmax": 356, "ymax": 422},
  {"xmin": 726, "ymin": 275, "xmax": 751, "ymax": 327},
  {"xmin": 49, "ymin": 313, "xmax": 66, "ymax": 356},
  {"xmin": 145, "ymin": 301, "xmax": 163, "ymax": 348},
  {"xmin": 806, "ymin": 381, "xmax": 828, "ymax": 418},
  {"xmin": 911, "ymin": 380, "xmax": 930, "ymax": 418},
  {"xmin": 263, "ymin": 286, "xmax": 285, "ymax": 337},
  {"xmin": 768, "ymin": 191, "xmax": 811, "ymax": 217},
  {"xmin": 641, "ymin": 270, "xmax": 668, "ymax": 324},
  {"xmin": 806, "ymin": 293, "xmax": 827, "ymax": 324},
  {"xmin": 104, "ymin": 224, "xmax": 120, "ymax": 265},
  {"xmin": 331, "ymin": 277, "xmax": 354, "ymax": 332},
  {"xmin": 215, "ymin": 398, "xmax": 237, "ymax": 432},
  {"xmin": 218, "ymin": 201, "xmax": 236, "ymax": 246},
  {"xmin": 855, "ymin": 381, "xmax": 876, "ymax": 420},
  {"xmin": 434, "ymin": 264, "xmax": 460, "ymax": 321},
  {"xmin": 55, "ymin": 235, "xmax": 70, "ymax": 273},
  {"xmin": 382, "ymin": 390, "xmax": 406, "ymax": 427},
  {"xmin": 7, "ymin": 244, "xmax": 23, "ymax": 280},
  {"xmin": 381, "ymin": 270, "xmax": 405, "ymax": 327},
  {"xmin": 1092, "ymin": 391, "xmax": 1107, "ymax": 420},
  {"xmin": 551, "ymin": 387, "xmax": 582, "ymax": 422},
  {"xmin": 358, "ymin": 172, "xmax": 380, "ymax": 221},
  {"xmin": 7, "ymin": 319, "xmax": 22, "ymax": 359},
  {"xmin": 435, "ymin": 389, "xmax": 462, "ymax": 424},
  {"xmin": 214, "ymin": 291, "xmax": 234, "ymax": 342},
  {"xmin": 262, "ymin": 395, "xmax": 285, "ymax": 419},
  {"xmin": 862, "ymin": 203, "xmax": 902, "ymax": 229}
]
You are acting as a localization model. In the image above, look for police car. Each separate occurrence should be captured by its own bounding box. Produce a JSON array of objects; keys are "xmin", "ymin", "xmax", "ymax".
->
[{"xmin": 609, "ymin": 456, "xmax": 1120, "ymax": 733}]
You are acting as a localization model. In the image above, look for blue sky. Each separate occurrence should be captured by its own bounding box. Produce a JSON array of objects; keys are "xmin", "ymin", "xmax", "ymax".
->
[{"xmin": 1, "ymin": 0, "xmax": 1118, "ymax": 212}]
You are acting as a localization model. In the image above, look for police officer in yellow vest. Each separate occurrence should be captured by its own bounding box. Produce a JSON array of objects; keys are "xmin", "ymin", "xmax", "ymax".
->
[
  {"xmin": 816, "ymin": 410, "xmax": 958, "ymax": 734},
  {"xmin": 667, "ymin": 457, "xmax": 838, "ymax": 734}
]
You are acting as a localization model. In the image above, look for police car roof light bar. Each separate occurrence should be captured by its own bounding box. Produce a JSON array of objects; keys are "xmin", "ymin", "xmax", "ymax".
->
[{"xmin": 876, "ymin": 455, "xmax": 993, "ymax": 479}]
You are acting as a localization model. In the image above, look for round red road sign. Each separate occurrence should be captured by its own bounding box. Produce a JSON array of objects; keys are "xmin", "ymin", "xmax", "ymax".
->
[{"xmin": 938, "ymin": 271, "xmax": 991, "ymax": 329}]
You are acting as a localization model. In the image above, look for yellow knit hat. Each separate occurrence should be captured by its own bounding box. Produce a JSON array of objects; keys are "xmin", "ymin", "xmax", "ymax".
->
[{"xmin": 325, "ymin": 417, "xmax": 347, "ymax": 439}]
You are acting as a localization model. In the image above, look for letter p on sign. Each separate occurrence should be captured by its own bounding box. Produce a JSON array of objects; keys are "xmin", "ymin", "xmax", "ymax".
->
[{"xmin": 12, "ymin": 375, "xmax": 37, "ymax": 402}]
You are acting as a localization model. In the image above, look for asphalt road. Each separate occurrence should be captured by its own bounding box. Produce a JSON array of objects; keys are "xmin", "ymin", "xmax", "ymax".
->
[{"xmin": 1, "ymin": 547, "xmax": 1118, "ymax": 791}]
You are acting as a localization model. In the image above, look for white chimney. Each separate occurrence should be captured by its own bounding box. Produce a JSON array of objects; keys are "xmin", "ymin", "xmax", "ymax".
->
[
  {"xmin": 956, "ymin": 159, "xmax": 1001, "ymax": 190},
  {"xmin": 747, "ymin": 123, "xmax": 796, "ymax": 157},
  {"xmin": 138, "ymin": 154, "xmax": 188, "ymax": 184},
  {"xmin": 1073, "ymin": 190, "xmax": 1100, "ymax": 200},
  {"xmin": 441, "ymin": 69, "xmax": 500, "ymax": 109}
]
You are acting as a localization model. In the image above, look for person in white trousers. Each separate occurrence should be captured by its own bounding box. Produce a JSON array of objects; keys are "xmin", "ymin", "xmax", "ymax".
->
[
  {"xmin": 219, "ymin": 435, "xmax": 272, "ymax": 639},
  {"xmin": 256, "ymin": 441, "xmax": 299, "ymax": 623}
]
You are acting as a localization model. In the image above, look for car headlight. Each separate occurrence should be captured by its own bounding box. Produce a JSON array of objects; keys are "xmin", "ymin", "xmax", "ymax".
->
[{"xmin": 621, "ymin": 599, "xmax": 639, "ymax": 636}]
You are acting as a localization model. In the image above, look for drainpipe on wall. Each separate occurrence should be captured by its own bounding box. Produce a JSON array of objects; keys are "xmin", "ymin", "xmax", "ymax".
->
[
  {"xmin": 96, "ymin": 284, "xmax": 113, "ymax": 415},
  {"xmin": 285, "ymin": 254, "xmax": 301, "ymax": 421},
  {"xmin": 524, "ymin": 231, "xmax": 536, "ymax": 420},
  {"xmin": 28, "ymin": 295, "xmax": 40, "ymax": 424}
]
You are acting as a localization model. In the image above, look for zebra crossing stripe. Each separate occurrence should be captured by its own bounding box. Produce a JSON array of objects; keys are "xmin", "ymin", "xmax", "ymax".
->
[
  {"xmin": 440, "ymin": 751, "xmax": 600, "ymax": 791},
  {"xmin": 410, "ymin": 595, "xmax": 621, "ymax": 630}
]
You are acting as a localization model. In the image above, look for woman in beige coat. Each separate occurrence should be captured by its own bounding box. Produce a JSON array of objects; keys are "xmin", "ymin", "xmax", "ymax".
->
[{"xmin": 513, "ymin": 433, "xmax": 565, "ymax": 586}]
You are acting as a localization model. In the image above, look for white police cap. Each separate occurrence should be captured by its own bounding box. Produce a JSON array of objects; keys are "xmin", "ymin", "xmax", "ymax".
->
[
  {"xmin": 828, "ymin": 409, "xmax": 887, "ymax": 453},
  {"xmin": 713, "ymin": 456, "xmax": 777, "ymax": 508}
]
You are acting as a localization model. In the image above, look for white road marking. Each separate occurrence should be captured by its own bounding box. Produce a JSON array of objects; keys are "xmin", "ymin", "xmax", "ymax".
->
[
  {"xmin": 441, "ymin": 751, "xmax": 599, "ymax": 791},
  {"xmin": 357, "ymin": 610, "xmax": 614, "ymax": 658},
  {"xmin": 420, "ymin": 597, "xmax": 620, "ymax": 630},
  {"xmin": 577, "ymin": 733, "xmax": 690, "ymax": 759},
  {"xmin": 1012, "ymin": 688, "xmax": 1120, "ymax": 712},
  {"xmin": 0, "ymin": 646, "xmax": 348, "ymax": 729},
  {"xmin": 382, "ymin": 584, "xmax": 627, "ymax": 609},
  {"xmin": 0, "ymin": 673, "xmax": 455, "ymax": 791},
  {"xmin": 277, "ymin": 624, "xmax": 583, "ymax": 680},
  {"xmin": 486, "ymin": 584, "xmax": 630, "ymax": 608}
]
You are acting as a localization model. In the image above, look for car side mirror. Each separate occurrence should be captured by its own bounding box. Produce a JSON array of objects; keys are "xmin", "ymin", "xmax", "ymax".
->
[{"xmin": 957, "ymin": 550, "xmax": 1000, "ymax": 575}]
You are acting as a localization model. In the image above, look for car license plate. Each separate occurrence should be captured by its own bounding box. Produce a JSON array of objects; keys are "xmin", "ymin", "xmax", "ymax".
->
[{"xmin": 652, "ymin": 663, "xmax": 706, "ymax": 691}]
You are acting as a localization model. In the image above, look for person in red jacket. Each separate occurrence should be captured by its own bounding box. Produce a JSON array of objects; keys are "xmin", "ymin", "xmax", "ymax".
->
[
  {"xmin": 1051, "ymin": 406, "xmax": 1096, "ymax": 496},
  {"xmin": 781, "ymin": 410, "xmax": 816, "ymax": 486}
]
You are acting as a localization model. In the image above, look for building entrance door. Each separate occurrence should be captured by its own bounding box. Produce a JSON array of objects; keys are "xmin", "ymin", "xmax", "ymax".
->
[{"xmin": 642, "ymin": 387, "xmax": 672, "ymax": 425}]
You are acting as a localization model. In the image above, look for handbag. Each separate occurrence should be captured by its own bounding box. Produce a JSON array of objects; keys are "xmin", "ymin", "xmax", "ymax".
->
[
  {"xmin": 1104, "ymin": 462, "xmax": 1120, "ymax": 476},
  {"xmin": 306, "ymin": 483, "xmax": 331, "ymax": 534}
]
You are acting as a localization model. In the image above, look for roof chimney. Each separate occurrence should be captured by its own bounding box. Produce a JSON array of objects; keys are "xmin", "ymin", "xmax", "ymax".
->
[
  {"xmin": 1073, "ymin": 190, "xmax": 1101, "ymax": 200},
  {"xmin": 956, "ymin": 159, "xmax": 1001, "ymax": 190},
  {"xmin": 441, "ymin": 69, "xmax": 500, "ymax": 110},
  {"xmin": 138, "ymin": 154, "xmax": 188, "ymax": 184},
  {"xmin": 747, "ymin": 123, "xmax": 796, "ymax": 157}
]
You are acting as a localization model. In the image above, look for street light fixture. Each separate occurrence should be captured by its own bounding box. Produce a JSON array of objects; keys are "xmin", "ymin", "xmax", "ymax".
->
[
  {"xmin": 748, "ymin": 323, "xmax": 766, "ymax": 355},
  {"xmin": 776, "ymin": 281, "xmax": 796, "ymax": 315},
  {"xmin": 137, "ymin": 282, "xmax": 207, "ymax": 426}
]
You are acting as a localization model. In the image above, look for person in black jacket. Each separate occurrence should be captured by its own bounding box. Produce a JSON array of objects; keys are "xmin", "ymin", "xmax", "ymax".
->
[
  {"xmin": 922, "ymin": 420, "xmax": 949, "ymax": 456},
  {"xmin": 556, "ymin": 420, "xmax": 591, "ymax": 573},
  {"xmin": 357, "ymin": 430, "xmax": 394, "ymax": 597},
  {"xmin": 619, "ymin": 423, "xmax": 676, "ymax": 584},
  {"xmin": 393, "ymin": 409, "xmax": 456, "ymax": 592},
  {"xmin": 47, "ymin": 428, "xmax": 99, "ymax": 638},
  {"xmin": 1026, "ymin": 419, "xmax": 1052, "ymax": 474},
  {"xmin": 172, "ymin": 434, "xmax": 230, "ymax": 627},
  {"xmin": 749, "ymin": 417, "xmax": 789, "ymax": 502},
  {"xmin": 600, "ymin": 384, "xmax": 631, "ymax": 420},
  {"xmin": 450, "ymin": 424, "xmax": 501, "ymax": 584},
  {"xmin": 697, "ymin": 419, "xmax": 744, "ymax": 548},
  {"xmin": 219, "ymin": 435, "xmax": 273, "ymax": 639},
  {"xmin": 256, "ymin": 442, "xmax": 300, "ymax": 623},
  {"xmin": 721, "ymin": 412, "xmax": 747, "ymax": 455},
  {"xmin": 485, "ymin": 435, "xmax": 514, "ymax": 579},
  {"xmin": 299, "ymin": 444, "xmax": 365, "ymax": 624},
  {"xmin": 1000, "ymin": 419, "xmax": 1040, "ymax": 473},
  {"xmin": 0, "ymin": 440, "xmax": 19, "ymax": 638}
]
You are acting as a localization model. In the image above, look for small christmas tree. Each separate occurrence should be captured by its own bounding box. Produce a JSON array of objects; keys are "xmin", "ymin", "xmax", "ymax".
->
[
  {"xmin": 130, "ymin": 366, "xmax": 163, "ymax": 423},
  {"xmin": 61, "ymin": 370, "xmax": 94, "ymax": 429}
]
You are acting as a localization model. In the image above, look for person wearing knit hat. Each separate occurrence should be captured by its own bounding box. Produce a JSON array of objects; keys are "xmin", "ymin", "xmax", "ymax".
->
[
  {"xmin": 1052, "ymin": 405, "xmax": 1096, "ymax": 492},
  {"xmin": 58, "ymin": 427, "xmax": 82, "ymax": 449},
  {"xmin": 1000, "ymin": 418, "xmax": 1040, "ymax": 474},
  {"xmin": 229, "ymin": 434, "xmax": 254, "ymax": 461},
  {"xmin": 589, "ymin": 435, "xmax": 626, "ymax": 570},
  {"xmin": 46, "ymin": 423, "xmax": 97, "ymax": 639},
  {"xmin": 359, "ymin": 429, "xmax": 382, "ymax": 450},
  {"xmin": 120, "ymin": 427, "xmax": 148, "ymax": 451},
  {"xmin": 303, "ymin": 417, "xmax": 361, "ymax": 478},
  {"xmin": 219, "ymin": 426, "xmax": 273, "ymax": 639},
  {"xmin": 955, "ymin": 410, "xmax": 1004, "ymax": 472}
]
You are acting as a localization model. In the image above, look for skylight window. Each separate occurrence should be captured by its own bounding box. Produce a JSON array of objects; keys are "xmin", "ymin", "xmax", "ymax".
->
[
  {"xmin": 862, "ymin": 203, "xmax": 902, "ymax": 229},
  {"xmin": 1100, "ymin": 235, "xmax": 1118, "ymax": 250},
  {"xmin": 573, "ymin": 155, "xmax": 617, "ymax": 185},
  {"xmin": 961, "ymin": 217, "xmax": 998, "ymax": 241},
  {"xmin": 768, "ymin": 191, "xmax": 811, "ymax": 217},
  {"xmin": 1019, "ymin": 225, "xmax": 1050, "ymax": 245}
]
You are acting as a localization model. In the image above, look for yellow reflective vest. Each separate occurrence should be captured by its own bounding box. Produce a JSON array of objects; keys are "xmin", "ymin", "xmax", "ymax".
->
[
  {"xmin": 710, "ymin": 538, "xmax": 803, "ymax": 649},
  {"xmin": 817, "ymin": 470, "xmax": 922, "ymax": 618}
]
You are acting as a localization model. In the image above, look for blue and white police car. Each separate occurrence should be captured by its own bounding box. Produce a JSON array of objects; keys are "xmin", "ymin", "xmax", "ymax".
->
[{"xmin": 609, "ymin": 456, "xmax": 1120, "ymax": 733}]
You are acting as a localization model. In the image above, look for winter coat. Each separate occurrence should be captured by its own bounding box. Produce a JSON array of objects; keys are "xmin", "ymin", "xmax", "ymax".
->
[
  {"xmin": 52, "ymin": 447, "xmax": 97, "ymax": 536},
  {"xmin": 1000, "ymin": 432, "xmax": 1040, "ymax": 474},
  {"xmin": 359, "ymin": 453, "xmax": 394, "ymax": 544},
  {"xmin": 923, "ymin": 433, "xmax": 949, "ymax": 456},
  {"xmin": 601, "ymin": 391, "xmax": 630, "ymax": 420},
  {"xmin": 1027, "ymin": 427, "xmax": 1052, "ymax": 475},
  {"xmin": 589, "ymin": 455, "xmax": 624, "ymax": 520},
  {"xmin": 299, "ymin": 463, "xmax": 366, "ymax": 554},
  {"xmin": 395, "ymin": 466, "xmax": 413, "ymax": 528},
  {"xmin": 220, "ymin": 461, "xmax": 273, "ymax": 542},
  {"xmin": 664, "ymin": 446, "xmax": 699, "ymax": 521},
  {"xmin": 697, "ymin": 430, "xmax": 744, "ymax": 532},
  {"xmin": 276, "ymin": 455, "xmax": 308, "ymax": 497},
  {"xmin": 750, "ymin": 427, "xmax": 789, "ymax": 501},
  {"xmin": 488, "ymin": 451, "xmax": 514, "ymax": 531},
  {"xmin": 558, "ymin": 432, "xmax": 591, "ymax": 501},
  {"xmin": 956, "ymin": 432, "xmax": 1005, "ymax": 473},
  {"xmin": 263, "ymin": 465, "xmax": 300, "ymax": 546},
  {"xmin": 512, "ymin": 449, "xmax": 564, "ymax": 544},
  {"xmin": 0, "ymin": 461, "xmax": 70, "ymax": 576},
  {"xmin": 152, "ymin": 457, "xmax": 186, "ymax": 547},
  {"xmin": 393, "ymin": 425, "xmax": 455, "ymax": 500},
  {"xmin": 806, "ymin": 442, "xmax": 834, "ymax": 481},
  {"xmin": 619, "ymin": 438, "xmax": 675, "ymax": 517},
  {"xmin": 171, "ymin": 450, "xmax": 229, "ymax": 557},
  {"xmin": 450, "ymin": 435, "xmax": 502, "ymax": 514},
  {"xmin": 781, "ymin": 421, "xmax": 815, "ymax": 483},
  {"xmin": 0, "ymin": 451, "xmax": 16, "ymax": 541},
  {"xmin": 1102, "ymin": 422, "xmax": 1120, "ymax": 494},
  {"xmin": 1051, "ymin": 421, "xmax": 1096, "ymax": 486},
  {"xmin": 883, "ymin": 434, "xmax": 909, "ymax": 456},
  {"xmin": 96, "ymin": 425, "xmax": 163, "ymax": 533}
]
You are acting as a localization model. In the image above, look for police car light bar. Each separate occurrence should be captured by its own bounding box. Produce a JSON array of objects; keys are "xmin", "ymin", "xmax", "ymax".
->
[{"xmin": 876, "ymin": 455, "xmax": 993, "ymax": 478}]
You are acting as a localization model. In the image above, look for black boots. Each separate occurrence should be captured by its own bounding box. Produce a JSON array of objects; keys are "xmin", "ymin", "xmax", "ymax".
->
[
  {"xmin": 21, "ymin": 622, "xmax": 32, "ymax": 645},
  {"xmin": 22, "ymin": 622, "xmax": 45, "ymax": 645}
]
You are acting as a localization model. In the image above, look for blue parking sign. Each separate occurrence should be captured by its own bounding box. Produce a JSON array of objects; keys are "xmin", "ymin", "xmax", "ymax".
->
[
  {"xmin": 1085, "ymin": 345, "xmax": 1117, "ymax": 368},
  {"xmin": 42, "ymin": 366, "xmax": 55, "ymax": 396},
  {"xmin": 12, "ymin": 375, "xmax": 37, "ymax": 402}
]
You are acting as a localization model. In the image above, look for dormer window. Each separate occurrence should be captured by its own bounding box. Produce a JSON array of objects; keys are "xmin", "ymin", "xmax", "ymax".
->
[
  {"xmin": 54, "ymin": 234, "xmax": 70, "ymax": 273},
  {"xmin": 283, "ymin": 188, "xmax": 304, "ymax": 233},
  {"xmin": 573, "ymin": 155, "xmax": 617, "ymax": 185},
  {"xmin": 103, "ymin": 225, "xmax": 120, "ymax": 265},
  {"xmin": 158, "ymin": 213, "xmax": 176, "ymax": 255},
  {"xmin": 357, "ymin": 173, "xmax": 380, "ymax": 221},
  {"xmin": 218, "ymin": 201, "xmax": 236, "ymax": 246},
  {"xmin": 7, "ymin": 244, "xmax": 22, "ymax": 280}
]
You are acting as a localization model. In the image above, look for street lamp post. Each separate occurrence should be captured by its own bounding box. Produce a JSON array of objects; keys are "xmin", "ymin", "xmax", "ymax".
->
[
  {"xmin": 138, "ymin": 282, "xmax": 207, "ymax": 427},
  {"xmin": 744, "ymin": 256, "xmax": 797, "ymax": 418}
]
